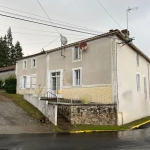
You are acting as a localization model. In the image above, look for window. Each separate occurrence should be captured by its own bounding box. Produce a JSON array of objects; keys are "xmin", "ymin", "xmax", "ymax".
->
[
  {"xmin": 23, "ymin": 60, "xmax": 27, "ymax": 69},
  {"xmin": 73, "ymin": 46, "xmax": 81, "ymax": 61},
  {"xmin": 23, "ymin": 76, "xmax": 27, "ymax": 89},
  {"xmin": 19, "ymin": 75, "xmax": 36, "ymax": 89},
  {"xmin": 136, "ymin": 53, "xmax": 139, "ymax": 66},
  {"xmin": 136, "ymin": 73, "xmax": 140, "ymax": 91},
  {"xmin": 31, "ymin": 58, "xmax": 36, "ymax": 68},
  {"xmin": 144, "ymin": 76, "xmax": 147, "ymax": 99},
  {"xmin": 73, "ymin": 68, "xmax": 82, "ymax": 86}
]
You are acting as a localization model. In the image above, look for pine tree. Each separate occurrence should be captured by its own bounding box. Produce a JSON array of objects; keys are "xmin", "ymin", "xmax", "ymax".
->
[
  {"xmin": 15, "ymin": 41, "xmax": 23, "ymax": 59},
  {"xmin": 0, "ymin": 27, "xmax": 23, "ymax": 67},
  {"xmin": 0, "ymin": 36, "xmax": 9, "ymax": 67}
]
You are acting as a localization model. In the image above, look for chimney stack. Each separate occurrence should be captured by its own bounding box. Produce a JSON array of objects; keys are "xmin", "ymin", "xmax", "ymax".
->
[{"xmin": 121, "ymin": 29, "xmax": 130, "ymax": 38}]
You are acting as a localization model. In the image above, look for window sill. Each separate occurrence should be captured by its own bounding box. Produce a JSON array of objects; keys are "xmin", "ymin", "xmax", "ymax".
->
[{"xmin": 73, "ymin": 59, "xmax": 82, "ymax": 62}]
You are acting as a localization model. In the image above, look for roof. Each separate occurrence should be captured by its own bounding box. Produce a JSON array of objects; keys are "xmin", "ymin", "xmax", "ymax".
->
[
  {"xmin": 17, "ymin": 29, "xmax": 150, "ymax": 62},
  {"xmin": 0, "ymin": 65, "xmax": 16, "ymax": 72},
  {"xmin": 16, "ymin": 51, "xmax": 46, "ymax": 61}
]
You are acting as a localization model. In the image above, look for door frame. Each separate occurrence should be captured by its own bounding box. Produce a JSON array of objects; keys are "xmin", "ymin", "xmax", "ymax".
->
[{"xmin": 48, "ymin": 69, "xmax": 63, "ymax": 98}]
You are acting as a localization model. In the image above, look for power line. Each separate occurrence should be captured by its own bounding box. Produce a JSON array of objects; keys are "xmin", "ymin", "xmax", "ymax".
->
[
  {"xmin": 34, "ymin": 36, "xmax": 60, "ymax": 54},
  {"xmin": 0, "ymin": 23, "xmax": 91, "ymax": 37},
  {"xmin": 0, "ymin": 4, "xmax": 102, "ymax": 34},
  {"xmin": 0, "ymin": 10, "xmax": 99, "ymax": 35},
  {"xmin": 0, "ymin": 9, "xmax": 101, "ymax": 34},
  {"xmin": 22, "ymin": 37, "xmax": 85, "ymax": 45},
  {"xmin": 97, "ymin": 0, "xmax": 122, "ymax": 29},
  {"xmin": 0, "ymin": 29, "xmax": 90, "ymax": 38},
  {"xmin": 0, "ymin": 13, "xmax": 98, "ymax": 35},
  {"xmin": 36, "ymin": 0, "xmax": 60, "ymax": 35}
]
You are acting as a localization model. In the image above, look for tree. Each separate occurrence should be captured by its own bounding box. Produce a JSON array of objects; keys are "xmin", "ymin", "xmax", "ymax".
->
[
  {"xmin": 0, "ymin": 27, "xmax": 23, "ymax": 67},
  {"xmin": 0, "ymin": 36, "xmax": 9, "ymax": 67},
  {"xmin": 15, "ymin": 41, "xmax": 23, "ymax": 59},
  {"xmin": 7, "ymin": 27, "xmax": 13, "ymax": 49}
]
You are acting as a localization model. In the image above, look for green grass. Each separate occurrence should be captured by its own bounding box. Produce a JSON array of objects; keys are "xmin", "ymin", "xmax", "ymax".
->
[
  {"xmin": 0, "ymin": 90, "xmax": 46, "ymax": 123},
  {"xmin": 1, "ymin": 90, "xmax": 150, "ymax": 132},
  {"xmin": 72, "ymin": 117, "xmax": 150, "ymax": 131}
]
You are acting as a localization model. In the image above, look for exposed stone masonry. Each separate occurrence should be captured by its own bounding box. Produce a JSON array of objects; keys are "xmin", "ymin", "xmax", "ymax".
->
[{"xmin": 58, "ymin": 104, "xmax": 117, "ymax": 125}]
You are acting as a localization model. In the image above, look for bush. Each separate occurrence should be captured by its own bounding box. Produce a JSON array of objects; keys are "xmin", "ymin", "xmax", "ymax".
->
[
  {"xmin": 5, "ymin": 76, "xmax": 16, "ymax": 94},
  {"xmin": 0, "ymin": 79, "xmax": 2, "ymax": 89}
]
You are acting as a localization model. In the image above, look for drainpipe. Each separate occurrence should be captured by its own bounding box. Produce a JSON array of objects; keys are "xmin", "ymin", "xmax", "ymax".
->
[{"xmin": 115, "ymin": 39, "xmax": 119, "ymax": 125}]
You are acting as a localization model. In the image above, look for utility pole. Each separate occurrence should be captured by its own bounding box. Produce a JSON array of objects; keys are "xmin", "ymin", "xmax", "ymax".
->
[{"xmin": 126, "ymin": 6, "xmax": 138, "ymax": 31}]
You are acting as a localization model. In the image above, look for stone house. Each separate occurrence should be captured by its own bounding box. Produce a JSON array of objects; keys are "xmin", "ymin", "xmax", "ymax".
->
[
  {"xmin": 16, "ymin": 29, "xmax": 150, "ymax": 126},
  {"xmin": 0, "ymin": 65, "xmax": 16, "ymax": 81}
]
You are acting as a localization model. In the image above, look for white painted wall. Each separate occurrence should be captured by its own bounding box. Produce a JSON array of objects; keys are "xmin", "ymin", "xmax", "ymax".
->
[
  {"xmin": 117, "ymin": 42, "xmax": 150, "ymax": 125},
  {"xmin": 24, "ymin": 94, "xmax": 57, "ymax": 125}
]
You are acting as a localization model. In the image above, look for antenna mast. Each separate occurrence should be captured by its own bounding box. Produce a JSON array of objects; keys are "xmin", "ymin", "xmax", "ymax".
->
[{"xmin": 126, "ymin": 6, "xmax": 138, "ymax": 31}]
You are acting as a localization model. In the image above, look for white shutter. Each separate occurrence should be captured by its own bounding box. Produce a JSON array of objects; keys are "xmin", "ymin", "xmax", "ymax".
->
[
  {"xmin": 26, "ymin": 76, "xmax": 31, "ymax": 88},
  {"xmin": 19, "ymin": 77, "xmax": 23, "ymax": 89},
  {"xmin": 32, "ymin": 74, "xmax": 36, "ymax": 89}
]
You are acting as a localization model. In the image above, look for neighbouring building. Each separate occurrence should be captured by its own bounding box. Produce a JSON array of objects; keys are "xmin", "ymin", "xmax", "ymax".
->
[
  {"xmin": 16, "ymin": 29, "xmax": 150, "ymax": 126},
  {"xmin": 0, "ymin": 65, "xmax": 16, "ymax": 81}
]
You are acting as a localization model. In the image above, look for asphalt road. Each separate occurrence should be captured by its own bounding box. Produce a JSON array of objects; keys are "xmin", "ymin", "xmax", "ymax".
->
[{"xmin": 0, "ymin": 126, "xmax": 150, "ymax": 150}]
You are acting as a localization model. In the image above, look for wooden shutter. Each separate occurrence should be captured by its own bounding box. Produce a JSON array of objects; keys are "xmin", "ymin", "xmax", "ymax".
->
[
  {"xmin": 32, "ymin": 74, "xmax": 36, "ymax": 88},
  {"xmin": 19, "ymin": 77, "xmax": 23, "ymax": 89},
  {"xmin": 26, "ymin": 76, "xmax": 31, "ymax": 88}
]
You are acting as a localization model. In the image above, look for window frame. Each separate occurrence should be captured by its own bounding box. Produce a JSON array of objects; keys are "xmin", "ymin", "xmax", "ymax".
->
[
  {"xmin": 72, "ymin": 67, "xmax": 82, "ymax": 86},
  {"xmin": 144, "ymin": 76, "xmax": 147, "ymax": 99},
  {"xmin": 136, "ymin": 53, "xmax": 139, "ymax": 66},
  {"xmin": 23, "ymin": 60, "xmax": 27, "ymax": 70},
  {"xmin": 31, "ymin": 58, "xmax": 36, "ymax": 68},
  {"xmin": 22, "ymin": 76, "xmax": 27, "ymax": 89},
  {"xmin": 136, "ymin": 73, "xmax": 140, "ymax": 91},
  {"xmin": 72, "ymin": 46, "xmax": 82, "ymax": 62}
]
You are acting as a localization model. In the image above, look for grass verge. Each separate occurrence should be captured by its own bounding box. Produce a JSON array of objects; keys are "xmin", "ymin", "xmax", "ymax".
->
[
  {"xmin": 1, "ymin": 90, "xmax": 150, "ymax": 132},
  {"xmin": 0, "ymin": 90, "xmax": 46, "ymax": 123},
  {"xmin": 71, "ymin": 117, "xmax": 150, "ymax": 132}
]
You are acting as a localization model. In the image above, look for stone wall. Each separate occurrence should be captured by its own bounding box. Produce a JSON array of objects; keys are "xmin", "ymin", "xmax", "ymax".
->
[
  {"xmin": 62, "ymin": 86, "xmax": 112, "ymax": 104},
  {"xmin": 58, "ymin": 104, "xmax": 117, "ymax": 125}
]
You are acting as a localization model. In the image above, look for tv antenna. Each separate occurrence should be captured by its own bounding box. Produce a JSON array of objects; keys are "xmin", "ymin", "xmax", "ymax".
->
[{"xmin": 126, "ymin": 6, "xmax": 138, "ymax": 31}]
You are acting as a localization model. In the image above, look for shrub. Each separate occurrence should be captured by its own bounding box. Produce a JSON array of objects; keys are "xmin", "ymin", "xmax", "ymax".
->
[
  {"xmin": 0, "ymin": 79, "xmax": 2, "ymax": 89},
  {"xmin": 5, "ymin": 76, "xmax": 16, "ymax": 94}
]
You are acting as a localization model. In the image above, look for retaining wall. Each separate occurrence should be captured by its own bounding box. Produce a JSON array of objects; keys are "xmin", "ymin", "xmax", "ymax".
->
[
  {"xmin": 24, "ymin": 94, "xmax": 57, "ymax": 125},
  {"xmin": 58, "ymin": 104, "xmax": 117, "ymax": 125}
]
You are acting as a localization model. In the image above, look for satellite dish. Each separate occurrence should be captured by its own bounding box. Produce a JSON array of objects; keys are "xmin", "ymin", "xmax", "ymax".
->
[
  {"xmin": 79, "ymin": 41, "xmax": 87, "ymax": 50},
  {"xmin": 60, "ymin": 34, "xmax": 67, "ymax": 45}
]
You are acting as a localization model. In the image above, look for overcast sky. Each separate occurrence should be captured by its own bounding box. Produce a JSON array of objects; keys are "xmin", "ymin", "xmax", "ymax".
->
[{"xmin": 0, "ymin": 0, "xmax": 149, "ymax": 57}]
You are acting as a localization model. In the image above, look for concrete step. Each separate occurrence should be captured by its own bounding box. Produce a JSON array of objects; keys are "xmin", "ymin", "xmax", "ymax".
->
[
  {"xmin": 57, "ymin": 113, "xmax": 72, "ymax": 131},
  {"xmin": 40, "ymin": 97, "xmax": 57, "ymax": 102}
]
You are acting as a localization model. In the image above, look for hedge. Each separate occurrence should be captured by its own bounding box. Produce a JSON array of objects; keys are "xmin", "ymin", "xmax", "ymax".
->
[
  {"xmin": 5, "ymin": 76, "xmax": 16, "ymax": 94},
  {"xmin": 0, "ymin": 79, "xmax": 2, "ymax": 89}
]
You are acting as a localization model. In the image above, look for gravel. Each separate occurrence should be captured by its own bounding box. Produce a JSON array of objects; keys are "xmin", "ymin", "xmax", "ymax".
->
[{"xmin": 0, "ymin": 93, "xmax": 55, "ymax": 134}]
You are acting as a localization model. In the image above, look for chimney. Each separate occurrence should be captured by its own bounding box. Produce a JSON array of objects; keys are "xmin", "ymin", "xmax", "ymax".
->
[
  {"xmin": 109, "ymin": 29, "xmax": 114, "ymax": 32},
  {"xmin": 121, "ymin": 29, "xmax": 130, "ymax": 38}
]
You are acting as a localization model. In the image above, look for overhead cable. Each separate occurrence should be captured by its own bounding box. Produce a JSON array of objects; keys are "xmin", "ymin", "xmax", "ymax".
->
[
  {"xmin": 0, "ymin": 5, "xmax": 102, "ymax": 34},
  {"xmin": 36, "ymin": 0, "xmax": 60, "ymax": 35},
  {"xmin": 97, "ymin": 0, "xmax": 122, "ymax": 29},
  {"xmin": 0, "ymin": 13, "xmax": 98, "ymax": 35}
]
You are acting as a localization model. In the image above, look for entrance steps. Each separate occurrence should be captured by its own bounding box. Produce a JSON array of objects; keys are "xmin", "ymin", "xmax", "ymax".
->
[{"xmin": 57, "ymin": 112, "xmax": 72, "ymax": 131}]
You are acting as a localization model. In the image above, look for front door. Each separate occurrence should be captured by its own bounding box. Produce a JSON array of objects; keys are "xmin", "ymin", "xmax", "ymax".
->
[{"xmin": 50, "ymin": 71, "xmax": 61, "ymax": 97}]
